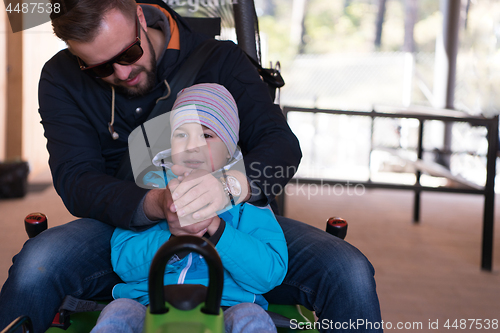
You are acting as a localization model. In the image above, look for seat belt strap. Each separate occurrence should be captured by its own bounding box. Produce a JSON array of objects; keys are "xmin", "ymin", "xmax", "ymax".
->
[{"xmin": 58, "ymin": 295, "xmax": 107, "ymax": 314}]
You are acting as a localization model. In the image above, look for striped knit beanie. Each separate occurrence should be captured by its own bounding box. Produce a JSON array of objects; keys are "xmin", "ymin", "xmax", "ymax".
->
[{"xmin": 170, "ymin": 83, "xmax": 239, "ymax": 156}]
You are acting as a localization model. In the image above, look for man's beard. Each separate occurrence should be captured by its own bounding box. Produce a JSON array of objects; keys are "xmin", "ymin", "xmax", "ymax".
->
[{"xmin": 112, "ymin": 32, "xmax": 157, "ymax": 98}]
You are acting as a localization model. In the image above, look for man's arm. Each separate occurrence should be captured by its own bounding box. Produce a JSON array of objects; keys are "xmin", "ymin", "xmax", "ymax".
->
[
  {"xmin": 164, "ymin": 40, "xmax": 301, "ymax": 220},
  {"xmin": 38, "ymin": 53, "xmax": 151, "ymax": 229},
  {"xmin": 213, "ymin": 41, "xmax": 302, "ymax": 205},
  {"xmin": 171, "ymin": 37, "xmax": 301, "ymax": 207},
  {"xmin": 38, "ymin": 38, "xmax": 300, "ymax": 229}
]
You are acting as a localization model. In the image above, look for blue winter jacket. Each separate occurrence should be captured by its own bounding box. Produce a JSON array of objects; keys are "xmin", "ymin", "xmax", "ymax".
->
[{"xmin": 111, "ymin": 202, "xmax": 288, "ymax": 309}]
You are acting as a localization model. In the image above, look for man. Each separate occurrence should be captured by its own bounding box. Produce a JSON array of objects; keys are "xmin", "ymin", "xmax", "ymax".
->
[{"xmin": 0, "ymin": 0, "xmax": 382, "ymax": 332}]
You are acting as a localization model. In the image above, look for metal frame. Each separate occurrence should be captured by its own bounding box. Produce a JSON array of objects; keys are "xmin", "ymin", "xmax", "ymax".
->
[{"xmin": 281, "ymin": 105, "xmax": 498, "ymax": 271}]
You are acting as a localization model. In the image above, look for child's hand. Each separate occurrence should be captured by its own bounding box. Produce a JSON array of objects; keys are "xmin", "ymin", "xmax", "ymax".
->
[
  {"xmin": 165, "ymin": 215, "xmax": 219, "ymax": 237},
  {"xmin": 206, "ymin": 216, "xmax": 221, "ymax": 236},
  {"xmin": 167, "ymin": 217, "xmax": 212, "ymax": 237},
  {"xmin": 169, "ymin": 167, "xmax": 229, "ymax": 222},
  {"xmin": 166, "ymin": 166, "xmax": 191, "ymax": 212}
]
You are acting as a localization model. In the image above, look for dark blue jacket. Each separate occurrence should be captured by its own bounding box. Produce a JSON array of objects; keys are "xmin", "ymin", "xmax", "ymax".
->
[{"xmin": 38, "ymin": 5, "xmax": 301, "ymax": 229}]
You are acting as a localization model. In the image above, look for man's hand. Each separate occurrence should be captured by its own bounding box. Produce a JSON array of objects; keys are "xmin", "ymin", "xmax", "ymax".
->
[
  {"xmin": 143, "ymin": 188, "xmax": 213, "ymax": 236},
  {"xmin": 143, "ymin": 188, "xmax": 178, "ymax": 222},
  {"xmin": 169, "ymin": 166, "xmax": 229, "ymax": 221}
]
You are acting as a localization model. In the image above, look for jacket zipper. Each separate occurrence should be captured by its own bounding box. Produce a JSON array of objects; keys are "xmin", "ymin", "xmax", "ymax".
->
[{"xmin": 177, "ymin": 253, "xmax": 193, "ymax": 284}]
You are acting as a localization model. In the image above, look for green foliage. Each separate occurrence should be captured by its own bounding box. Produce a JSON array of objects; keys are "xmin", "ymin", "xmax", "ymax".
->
[
  {"xmin": 258, "ymin": 15, "xmax": 294, "ymax": 67},
  {"xmin": 257, "ymin": 0, "xmax": 446, "ymax": 58},
  {"xmin": 413, "ymin": 11, "xmax": 441, "ymax": 52},
  {"xmin": 257, "ymin": 0, "xmax": 500, "ymax": 114},
  {"xmin": 454, "ymin": 0, "xmax": 500, "ymax": 115}
]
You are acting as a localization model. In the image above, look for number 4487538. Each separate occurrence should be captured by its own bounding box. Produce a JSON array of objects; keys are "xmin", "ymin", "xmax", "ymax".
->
[
  {"xmin": 444, "ymin": 319, "xmax": 498, "ymax": 330},
  {"xmin": 5, "ymin": 2, "xmax": 60, "ymax": 14}
]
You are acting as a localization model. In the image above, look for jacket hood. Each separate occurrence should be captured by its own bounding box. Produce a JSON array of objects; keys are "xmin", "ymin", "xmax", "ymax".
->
[{"xmin": 140, "ymin": 3, "xmax": 208, "ymax": 91}]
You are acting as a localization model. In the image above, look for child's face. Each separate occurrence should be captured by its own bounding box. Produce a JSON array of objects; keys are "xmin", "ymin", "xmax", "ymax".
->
[{"xmin": 171, "ymin": 123, "xmax": 230, "ymax": 172}]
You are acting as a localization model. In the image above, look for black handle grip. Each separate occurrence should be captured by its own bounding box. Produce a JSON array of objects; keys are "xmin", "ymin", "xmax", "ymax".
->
[
  {"xmin": 326, "ymin": 217, "xmax": 348, "ymax": 240},
  {"xmin": 24, "ymin": 213, "xmax": 48, "ymax": 238},
  {"xmin": 148, "ymin": 236, "xmax": 224, "ymax": 315}
]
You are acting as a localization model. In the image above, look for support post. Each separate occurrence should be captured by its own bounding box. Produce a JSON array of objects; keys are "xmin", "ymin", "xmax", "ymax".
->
[
  {"xmin": 6, "ymin": 16, "xmax": 23, "ymax": 160},
  {"xmin": 481, "ymin": 115, "xmax": 498, "ymax": 271},
  {"xmin": 433, "ymin": 0, "xmax": 461, "ymax": 168},
  {"xmin": 413, "ymin": 119, "xmax": 424, "ymax": 223}
]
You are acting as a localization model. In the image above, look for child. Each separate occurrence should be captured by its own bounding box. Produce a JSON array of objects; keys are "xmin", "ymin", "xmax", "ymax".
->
[{"xmin": 91, "ymin": 83, "xmax": 288, "ymax": 333}]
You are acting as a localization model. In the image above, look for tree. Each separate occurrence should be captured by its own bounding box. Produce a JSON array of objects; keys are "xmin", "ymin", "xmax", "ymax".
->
[
  {"xmin": 374, "ymin": 0, "xmax": 387, "ymax": 49},
  {"xmin": 403, "ymin": 0, "xmax": 418, "ymax": 52},
  {"xmin": 290, "ymin": 0, "xmax": 308, "ymax": 54}
]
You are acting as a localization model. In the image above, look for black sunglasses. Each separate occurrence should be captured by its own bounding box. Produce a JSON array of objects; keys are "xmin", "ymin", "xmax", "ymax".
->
[{"xmin": 77, "ymin": 15, "xmax": 144, "ymax": 78}]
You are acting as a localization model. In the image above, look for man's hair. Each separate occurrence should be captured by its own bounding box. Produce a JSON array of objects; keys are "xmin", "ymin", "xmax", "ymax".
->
[{"xmin": 50, "ymin": 0, "xmax": 137, "ymax": 42}]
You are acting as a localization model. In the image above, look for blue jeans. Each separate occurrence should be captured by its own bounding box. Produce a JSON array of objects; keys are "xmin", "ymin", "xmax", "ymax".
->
[
  {"xmin": 90, "ymin": 299, "xmax": 276, "ymax": 333},
  {"xmin": 0, "ymin": 216, "xmax": 382, "ymax": 333},
  {"xmin": 90, "ymin": 299, "xmax": 146, "ymax": 333},
  {"xmin": 266, "ymin": 217, "xmax": 382, "ymax": 332}
]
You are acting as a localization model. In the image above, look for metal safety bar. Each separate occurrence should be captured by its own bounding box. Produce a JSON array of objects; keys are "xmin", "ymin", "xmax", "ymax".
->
[{"xmin": 281, "ymin": 105, "xmax": 498, "ymax": 271}]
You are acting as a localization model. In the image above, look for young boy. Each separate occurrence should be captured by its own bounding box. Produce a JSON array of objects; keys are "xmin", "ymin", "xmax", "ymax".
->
[{"xmin": 91, "ymin": 84, "xmax": 288, "ymax": 333}]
